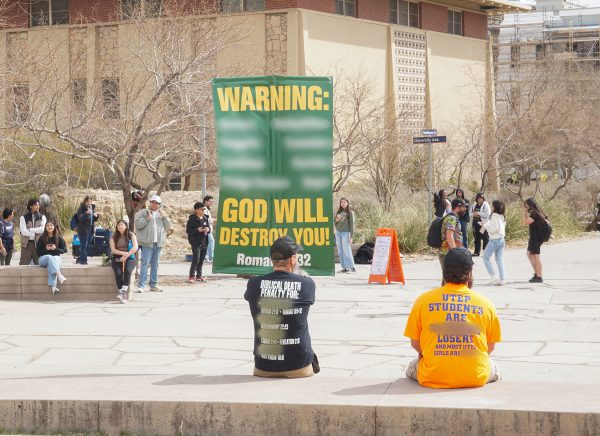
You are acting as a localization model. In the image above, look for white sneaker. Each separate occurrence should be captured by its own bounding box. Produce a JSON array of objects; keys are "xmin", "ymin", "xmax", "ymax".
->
[
  {"xmin": 57, "ymin": 274, "xmax": 66, "ymax": 284},
  {"xmin": 136, "ymin": 287, "xmax": 145, "ymax": 293},
  {"xmin": 117, "ymin": 293, "xmax": 127, "ymax": 304},
  {"xmin": 488, "ymin": 277, "xmax": 499, "ymax": 285},
  {"xmin": 150, "ymin": 286, "xmax": 164, "ymax": 293},
  {"xmin": 52, "ymin": 286, "xmax": 60, "ymax": 295},
  {"xmin": 494, "ymin": 280, "xmax": 506, "ymax": 286}
]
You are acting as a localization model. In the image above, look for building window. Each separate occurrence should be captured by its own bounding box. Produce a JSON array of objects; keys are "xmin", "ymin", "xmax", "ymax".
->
[
  {"xmin": 220, "ymin": 0, "xmax": 265, "ymax": 12},
  {"xmin": 31, "ymin": 0, "xmax": 69, "ymax": 26},
  {"xmin": 169, "ymin": 177, "xmax": 182, "ymax": 191},
  {"xmin": 390, "ymin": 0, "xmax": 419, "ymax": 28},
  {"xmin": 7, "ymin": 84, "xmax": 30, "ymax": 125},
  {"xmin": 102, "ymin": 78, "xmax": 120, "ymax": 119},
  {"xmin": 448, "ymin": 10, "xmax": 462, "ymax": 36},
  {"xmin": 122, "ymin": 0, "xmax": 163, "ymax": 19},
  {"xmin": 335, "ymin": 0, "xmax": 356, "ymax": 17},
  {"xmin": 72, "ymin": 79, "xmax": 86, "ymax": 113}
]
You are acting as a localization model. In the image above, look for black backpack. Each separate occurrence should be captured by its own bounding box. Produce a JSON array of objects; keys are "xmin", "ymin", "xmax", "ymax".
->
[
  {"xmin": 538, "ymin": 217, "xmax": 552, "ymax": 242},
  {"xmin": 70, "ymin": 212, "xmax": 78, "ymax": 231},
  {"xmin": 354, "ymin": 242, "xmax": 375, "ymax": 264},
  {"xmin": 427, "ymin": 213, "xmax": 455, "ymax": 249}
]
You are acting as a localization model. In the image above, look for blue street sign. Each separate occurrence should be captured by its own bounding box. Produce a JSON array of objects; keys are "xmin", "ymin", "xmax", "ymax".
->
[
  {"xmin": 421, "ymin": 129, "xmax": 437, "ymax": 136},
  {"xmin": 413, "ymin": 135, "xmax": 447, "ymax": 144}
]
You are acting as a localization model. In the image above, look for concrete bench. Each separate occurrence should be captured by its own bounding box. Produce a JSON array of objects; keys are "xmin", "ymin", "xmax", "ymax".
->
[
  {"xmin": 0, "ymin": 376, "xmax": 597, "ymax": 435},
  {"xmin": 0, "ymin": 265, "xmax": 117, "ymax": 301}
]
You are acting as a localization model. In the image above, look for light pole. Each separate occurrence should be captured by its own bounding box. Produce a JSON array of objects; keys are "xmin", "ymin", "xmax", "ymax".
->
[{"xmin": 200, "ymin": 113, "xmax": 207, "ymax": 198}]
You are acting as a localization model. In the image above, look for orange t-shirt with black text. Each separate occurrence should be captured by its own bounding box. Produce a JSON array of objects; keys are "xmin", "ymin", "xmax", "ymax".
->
[{"xmin": 404, "ymin": 283, "xmax": 502, "ymax": 389}]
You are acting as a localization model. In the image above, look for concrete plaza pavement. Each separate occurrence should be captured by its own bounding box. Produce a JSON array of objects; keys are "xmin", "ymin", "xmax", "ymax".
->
[{"xmin": 1, "ymin": 234, "xmax": 599, "ymax": 383}]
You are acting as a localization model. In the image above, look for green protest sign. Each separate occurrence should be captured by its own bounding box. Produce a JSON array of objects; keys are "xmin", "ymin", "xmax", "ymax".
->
[{"xmin": 212, "ymin": 76, "xmax": 334, "ymax": 276}]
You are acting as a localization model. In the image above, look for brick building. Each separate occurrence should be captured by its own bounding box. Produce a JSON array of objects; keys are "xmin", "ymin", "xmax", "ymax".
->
[{"xmin": 0, "ymin": 0, "xmax": 528, "ymax": 190}]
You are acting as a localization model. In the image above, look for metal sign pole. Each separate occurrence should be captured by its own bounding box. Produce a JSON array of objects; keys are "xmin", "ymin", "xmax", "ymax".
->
[
  {"xmin": 200, "ymin": 113, "xmax": 207, "ymax": 199},
  {"xmin": 414, "ymin": 131, "xmax": 445, "ymax": 221},
  {"xmin": 428, "ymin": 140, "xmax": 433, "ymax": 220}
]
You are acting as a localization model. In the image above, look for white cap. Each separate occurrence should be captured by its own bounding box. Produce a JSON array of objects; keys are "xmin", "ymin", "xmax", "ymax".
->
[{"xmin": 149, "ymin": 195, "xmax": 162, "ymax": 204}]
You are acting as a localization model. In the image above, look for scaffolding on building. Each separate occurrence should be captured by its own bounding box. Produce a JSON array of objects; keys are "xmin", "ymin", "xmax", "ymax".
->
[{"xmin": 490, "ymin": 7, "xmax": 600, "ymax": 84}]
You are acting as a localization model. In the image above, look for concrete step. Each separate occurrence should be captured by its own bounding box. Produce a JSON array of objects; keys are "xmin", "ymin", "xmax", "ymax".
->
[
  {"xmin": 0, "ymin": 375, "xmax": 597, "ymax": 435},
  {"xmin": 0, "ymin": 265, "xmax": 117, "ymax": 301}
]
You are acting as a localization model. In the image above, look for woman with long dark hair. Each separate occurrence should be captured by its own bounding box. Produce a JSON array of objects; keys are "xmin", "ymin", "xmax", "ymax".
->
[
  {"xmin": 523, "ymin": 198, "xmax": 546, "ymax": 283},
  {"xmin": 334, "ymin": 197, "xmax": 356, "ymax": 273},
  {"xmin": 472, "ymin": 193, "xmax": 491, "ymax": 256},
  {"xmin": 36, "ymin": 221, "xmax": 67, "ymax": 295},
  {"xmin": 480, "ymin": 200, "xmax": 506, "ymax": 285},
  {"xmin": 109, "ymin": 220, "xmax": 138, "ymax": 303}
]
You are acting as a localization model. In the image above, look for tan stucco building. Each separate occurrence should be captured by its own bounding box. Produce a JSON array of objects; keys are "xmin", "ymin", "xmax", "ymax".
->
[{"xmin": 1, "ymin": 0, "xmax": 528, "ymax": 190}]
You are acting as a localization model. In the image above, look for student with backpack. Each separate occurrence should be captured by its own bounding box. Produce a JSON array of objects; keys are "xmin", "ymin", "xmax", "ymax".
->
[
  {"xmin": 186, "ymin": 202, "xmax": 211, "ymax": 283},
  {"xmin": 480, "ymin": 200, "xmax": 506, "ymax": 286},
  {"xmin": 435, "ymin": 198, "xmax": 467, "ymax": 285},
  {"xmin": 523, "ymin": 198, "xmax": 550, "ymax": 283}
]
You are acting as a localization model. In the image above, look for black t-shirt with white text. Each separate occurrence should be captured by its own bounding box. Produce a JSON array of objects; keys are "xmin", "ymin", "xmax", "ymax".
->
[{"xmin": 244, "ymin": 270, "xmax": 316, "ymax": 372}]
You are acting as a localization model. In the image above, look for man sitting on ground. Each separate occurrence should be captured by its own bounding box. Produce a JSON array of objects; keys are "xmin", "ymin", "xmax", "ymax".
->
[
  {"xmin": 404, "ymin": 247, "xmax": 501, "ymax": 388},
  {"xmin": 244, "ymin": 236, "xmax": 319, "ymax": 378}
]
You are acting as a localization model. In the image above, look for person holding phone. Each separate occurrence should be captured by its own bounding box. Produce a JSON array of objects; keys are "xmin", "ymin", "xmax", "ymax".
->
[
  {"xmin": 134, "ymin": 194, "xmax": 171, "ymax": 293},
  {"xmin": 76, "ymin": 195, "xmax": 99, "ymax": 265},
  {"xmin": 186, "ymin": 202, "xmax": 211, "ymax": 283},
  {"xmin": 36, "ymin": 221, "xmax": 67, "ymax": 295}
]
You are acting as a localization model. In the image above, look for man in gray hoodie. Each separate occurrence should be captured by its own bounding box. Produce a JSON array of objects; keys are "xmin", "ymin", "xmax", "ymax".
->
[{"xmin": 134, "ymin": 195, "xmax": 171, "ymax": 292}]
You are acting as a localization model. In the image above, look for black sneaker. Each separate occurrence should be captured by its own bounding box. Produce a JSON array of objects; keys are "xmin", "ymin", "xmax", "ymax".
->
[{"xmin": 529, "ymin": 276, "xmax": 543, "ymax": 283}]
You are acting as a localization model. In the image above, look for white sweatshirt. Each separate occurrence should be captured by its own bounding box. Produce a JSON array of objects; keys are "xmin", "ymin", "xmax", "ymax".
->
[{"xmin": 481, "ymin": 213, "xmax": 506, "ymax": 240}]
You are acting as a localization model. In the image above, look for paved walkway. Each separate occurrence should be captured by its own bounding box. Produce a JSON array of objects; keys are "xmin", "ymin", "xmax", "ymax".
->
[{"xmin": 1, "ymin": 235, "xmax": 599, "ymax": 383}]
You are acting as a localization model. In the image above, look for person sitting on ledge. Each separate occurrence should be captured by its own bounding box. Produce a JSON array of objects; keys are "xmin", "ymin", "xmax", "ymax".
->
[
  {"xmin": 244, "ymin": 236, "xmax": 319, "ymax": 378},
  {"xmin": 404, "ymin": 247, "xmax": 501, "ymax": 388}
]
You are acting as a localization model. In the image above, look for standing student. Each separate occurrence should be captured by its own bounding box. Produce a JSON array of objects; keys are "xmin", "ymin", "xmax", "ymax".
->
[
  {"xmin": 186, "ymin": 202, "xmax": 210, "ymax": 283},
  {"xmin": 480, "ymin": 200, "xmax": 506, "ymax": 286},
  {"xmin": 455, "ymin": 188, "xmax": 470, "ymax": 250},
  {"xmin": 36, "ymin": 221, "xmax": 67, "ymax": 295},
  {"xmin": 109, "ymin": 220, "xmax": 138, "ymax": 304},
  {"xmin": 523, "ymin": 198, "xmax": 547, "ymax": 283},
  {"xmin": 433, "ymin": 190, "xmax": 451, "ymax": 218},
  {"xmin": 76, "ymin": 195, "xmax": 99, "ymax": 265},
  {"xmin": 334, "ymin": 197, "xmax": 356, "ymax": 273},
  {"xmin": 134, "ymin": 194, "xmax": 171, "ymax": 292},
  {"xmin": 0, "ymin": 208, "xmax": 15, "ymax": 265},
  {"xmin": 438, "ymin": 198, "xmax": 467, "ymax": 285},
  {"xmin": 472, "ymin": 193, "xmax": 491, "ymax": 256},
  {"xmin": 203, "ymin": 195, "xmax": 215, "ymax": 263},
  {"xmin": 19, "ymin": 198, "xmax": 46, "ymax": 265}
]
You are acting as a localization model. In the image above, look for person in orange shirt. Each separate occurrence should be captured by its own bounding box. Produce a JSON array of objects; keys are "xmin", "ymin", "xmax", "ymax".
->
[{"xmin": 404, "ymin": 247, "xmax": 501, "ymax": 388}]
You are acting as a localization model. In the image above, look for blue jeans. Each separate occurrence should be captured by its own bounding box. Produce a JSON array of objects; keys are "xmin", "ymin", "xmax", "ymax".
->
[
  {"xmin": 207, "ymin": 232, "xmax": 215, "ymax": 261},
  {"xmin": 138, "ymin": 244, "xmax": 162, "ymax": 289},
  {"xmin": 78, "ymin": 232, "xmax": 91, "ymax": 265},
  {"xmin": 483, "ymin": 238, "xmax": 505, "ymax": 280},
  {"xmin": 460, "ymin": 219, "xmax": 469, "ymax": 249},
  {"xmin": 335, "ymin": 231, "xmax": 355, "ymax": 270},
  {"xmin": 39, "ymin": 255, "xmax": 62, "ymax": 287}
]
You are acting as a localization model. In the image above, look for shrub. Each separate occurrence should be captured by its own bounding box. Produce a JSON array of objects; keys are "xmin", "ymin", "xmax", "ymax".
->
[{"xmin": 352, "ymin": 199, "xmax": 429, "ymax": 253}]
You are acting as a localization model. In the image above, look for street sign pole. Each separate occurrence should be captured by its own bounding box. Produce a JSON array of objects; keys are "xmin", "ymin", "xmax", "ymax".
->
[
  {"xmin": 428, "ymin": 141, "xmax": 433, "ymax": 220},
  {"xmin": 414, "ymin": 131, "xmax": 446, "ymax": 220}
]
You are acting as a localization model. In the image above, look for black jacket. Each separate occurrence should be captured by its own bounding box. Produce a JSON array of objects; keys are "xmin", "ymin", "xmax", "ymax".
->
[
  {"xmin": 36, "ymin": 235, "xmax": 67, "ymax": 257},
  {"xmin": 186, "ymin": 213, "xmax": 210, "ymax": 246},
  {"xmin": 76, "ymin": 204, "xmax": 97, "ymax": 235}
]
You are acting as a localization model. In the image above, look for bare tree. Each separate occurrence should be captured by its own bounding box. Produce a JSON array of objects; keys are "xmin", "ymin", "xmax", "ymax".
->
[{"xmin": 0, "ymin": 1, "xmax": 250, "ymax": 224}]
